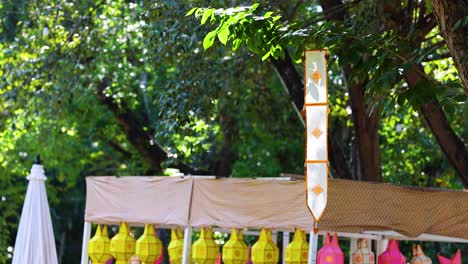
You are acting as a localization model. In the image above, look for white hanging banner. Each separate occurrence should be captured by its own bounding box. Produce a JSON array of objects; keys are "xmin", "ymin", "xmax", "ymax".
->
[
  {"xmin": 304, "ymin": 49, "xmax": 328, "ymax": 222},
  {"xmin": 305, "ymin": 50, "xmax": 328, "ymax": 105}
]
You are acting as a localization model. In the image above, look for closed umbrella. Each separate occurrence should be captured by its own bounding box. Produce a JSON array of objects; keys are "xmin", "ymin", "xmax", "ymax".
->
[{"xmin": 12, "ymin": 157, "xmax": 58, "ymax": 264}]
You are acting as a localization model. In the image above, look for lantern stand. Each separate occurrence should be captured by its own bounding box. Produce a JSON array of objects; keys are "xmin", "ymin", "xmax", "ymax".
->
[
  {"xmin": 308, "ymin": 230, "xmax": 319, "ymax": 264},
  {"xmin": 282, "ymin": 232, "xmax": 290, "ymax": 264},
  {"xmin": 81, "ymin": 221, "xmax": 92, "ymax": 264},
  {"xmin": 181, "ymin": 226, "xmax": 193, "ymax": 264}
]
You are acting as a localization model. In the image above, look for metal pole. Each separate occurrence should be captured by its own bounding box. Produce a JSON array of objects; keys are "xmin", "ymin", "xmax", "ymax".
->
[
  {"xmin": 182, "ymin": 226, "xmax": 193, "ymax": 264},
  {"xmin": 282, "ymin": 232, "xmax": 290, "ymax": 264},
  {"xmin": 308, "ymin": 231, "xmax": 318, "ymax": 264},
  {"xmin": 80, "ymin": 221, "xmax": 92, "ymax": 264}
]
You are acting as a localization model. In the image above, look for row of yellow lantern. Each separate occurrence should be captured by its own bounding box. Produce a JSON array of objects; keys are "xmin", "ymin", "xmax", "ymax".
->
[{"xmin": 88, "ymin": 223, "xmax": 310, "ymax": 264}]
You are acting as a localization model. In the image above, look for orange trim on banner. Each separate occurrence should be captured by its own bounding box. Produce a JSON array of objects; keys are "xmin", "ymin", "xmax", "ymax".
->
[{"xmin": 304, "ymin": 103, "xmax": 328, "ymax": 106}]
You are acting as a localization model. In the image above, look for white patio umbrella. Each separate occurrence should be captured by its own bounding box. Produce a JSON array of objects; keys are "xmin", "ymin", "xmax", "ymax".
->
[{"xmin": 12, "ymin": 158, "xmax": 58, "ymax": 264}]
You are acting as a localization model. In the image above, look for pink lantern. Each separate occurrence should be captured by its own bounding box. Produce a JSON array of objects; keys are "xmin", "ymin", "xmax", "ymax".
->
[
  {"xmin": 377, "ymin": 240, "xmax": 405, "ymax": 264},
  {"xmin": 317, "ymin": 233, "xmax": 344, "ymax": 264},
  {"xmin": 437, "ymin": 249, "xmax": 461, "ymax": 264}
]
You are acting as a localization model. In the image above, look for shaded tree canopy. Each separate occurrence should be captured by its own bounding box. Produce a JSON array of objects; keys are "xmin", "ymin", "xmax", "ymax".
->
[{"xmin": 0, "ymin": 0, "xmax": 466, "ymax": 262}]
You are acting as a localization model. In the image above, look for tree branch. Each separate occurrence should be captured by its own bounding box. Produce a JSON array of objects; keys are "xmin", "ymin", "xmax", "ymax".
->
[
  {"xmin": 405, "ymin": 63, "xmax": 468, "ymax": 188},
  {"xmin": 95, "ymin": 79, "xmax": 206, "ymax": 175}
]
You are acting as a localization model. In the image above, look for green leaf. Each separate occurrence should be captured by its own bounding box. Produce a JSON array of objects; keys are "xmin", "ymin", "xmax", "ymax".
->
[
  {"xmin": 217, "ymin": 26, "xmax": 230, "ymax": 45},
  {"xmin": 186, "ymin": 7, "xmax": 197, "ymax": 17},
  {"xmin": 201, "ymin": 9, "xmax": 214, "ymax": 25},
  {"xmin": 261, "ymin": 51, "xmax": 271, "ymax": 61},
  {"xmin": 203, "ymin": 30, "xmax": 217, "ymax": 50},
  {"xmin": 232, "ymin": 38, "xmax": 242, "ymax": 50},
  {"xmin": 451, "ymin": 17, "xmax": 466, "ymax": 32}
]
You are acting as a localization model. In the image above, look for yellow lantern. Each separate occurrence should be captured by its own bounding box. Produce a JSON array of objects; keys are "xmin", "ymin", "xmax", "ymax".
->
[
  {"xmin": 352, "ymin": 239, "xmax": 374, "ymax": 264},
  {"xmin": 168, "ymin": 228, "xmax": 184, "ymax": 264},
  {"xmin": 136, "ymin": 224, "xmax": 163, "ymax": 264},
  {"xmin": 411, "ymin": 245, "xmax": 432, "ymax": 264},
  {"xmin": 285, "ymin": 228, "xmax": 309, "ymax": 264},
  {"xmin": 109, "ymin": 222, "xmax": 136, "ymax": 264},
  {"xmin": 223, "ymin": 228, "xmax": 249, "ymax": 264},
  {"xmin": 88, "ymin": 224, "xmax": 112, "ymax": 264},
  {"xmin": 252, "ymin": 228, "xmax": 279, "ymax": 264},
  {"xmin": 192, "ymin": 227, "xmax": 220, "ymax": 264}
]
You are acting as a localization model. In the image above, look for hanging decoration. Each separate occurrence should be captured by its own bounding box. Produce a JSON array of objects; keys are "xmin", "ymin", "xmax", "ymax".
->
[
  {"xmin": 109, "ymin": 222, "xmax": 136, "ymax": 264},
  {"xmin": 168, "ymin": 228, "xmax": 184, "ymax": 264},
  {"xmin": 437, "ymin": 249, "xmax": 461, "ymax": 264},
  {"xmin": 410, "ymin": 244, "xmax": 431, "ymax": 264},
  {"xmin": 251, "ymin": 228, "xmax": 279, "ymax": 264},
  {"xmin": 304, "ymin": 49, "xmax": 329, "ymax": 231},
  {"xmin": 223, "ymin": 228, "xmax": 249, "ymax": 264},
  {"xmin": 88, "ymin": 225, "xmax": 112, "ymax": 264},
  {"xmin": 317, "ymin": 233, "xmax": 344, "ymax": 264},
  {"xmin": 377, "ymin": 239, "xmax": 405, "ymax": 264},
  {"xmin": 351, "ymin": 239, "xmax": 374, "ymax": 264},
  {"xmin": 285, "ymin": 228, "xmax": 309, "ymax": 264},
  {"xmin": 192, "ymin": 227, "xmax": 219, "ymax": 264},
  {"xmin": 136, "ymin": 224, "xmax": 162, "ymax": 264}
]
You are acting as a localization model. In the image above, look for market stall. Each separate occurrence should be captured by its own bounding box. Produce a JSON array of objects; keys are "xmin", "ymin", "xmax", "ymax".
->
[{"xmin": 81, "ymin": 176, "xmax": 468, "ymax": 264}]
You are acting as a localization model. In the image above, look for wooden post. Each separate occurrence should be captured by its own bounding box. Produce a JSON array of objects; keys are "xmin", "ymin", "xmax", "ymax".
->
[
  {"xmin": 80, "ymin": 221, "xmax": 92, "ymax": 264},
  {"xmin": 182, "ymin": 226, "xmax": 193, "ymax": 264}
]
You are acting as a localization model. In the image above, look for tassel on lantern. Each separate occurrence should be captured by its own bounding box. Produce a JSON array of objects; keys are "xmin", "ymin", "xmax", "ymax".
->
[
  {"xmin": 352, "ymin": 239, "xmax": 374, "ymax": 264},
  {"xmin": 192, "ymin": 227, "xmax": 219, "ymax": 264},
  {"xmin": 109, "ymin": 222, "xmax": 136, "ymax": 264},
  {"xmin": 377, "ymin": 239, "xmax": 405, "ymax": 264},
  {"xmin": 136, "ymin": 224, "xmax": 162, "ymax": 264},
  {"xmin": 88, "ymin": 225, "xmax": 112, "ymax": 264},
  {"xmin": 223, "ymin": 228, "xmax": 249, "ymax": 264},
  {"xmin": 251, "ymin": 228, "xmax": 279, "ymax": 264},
  {"xmin": 285, "ymin": 228, "xmax": 309, "ymax": 264},
  {"xmin": 437, "ymin": 249, "xmax": 461, "ymax": 264},
  {"xmin": 168, "ymin": 228, "xmax": 184, "ymax": 264},
  {"xmin": 317, "ymin": 233, "xmax": 344, "ymax": 264}
]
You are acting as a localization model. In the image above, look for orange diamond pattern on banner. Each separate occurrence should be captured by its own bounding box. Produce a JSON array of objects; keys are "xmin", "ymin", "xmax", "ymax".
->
[
  {"xmin": 312, "ymin": 185, "xmax": 324, "ymax": 196},
  {"xmin": 311, "ymin": 70, "xmax": 322, "ymax": 84},
  {"xmin": 312, "ymin": 128, "xmax": 323, "ymax": 139}
]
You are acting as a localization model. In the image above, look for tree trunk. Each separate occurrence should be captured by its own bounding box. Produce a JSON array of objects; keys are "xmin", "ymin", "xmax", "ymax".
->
[
  {"xmin": 344, "ymin": 69, "xmax": 382, "ymax": 182},
  {"xmin": 212, "ymin": 111, "xmax": 237, "ymax": 177},
  {"xmin": 318, "ymin": 0, "xmax": 383, "ymax": 182},
  {"xmin": 405, "ymin": 64, "xmax": 468, "ymax": 188},
  {"xmin": 431, "ymin": 0, "xmax": 468, "ymax": 92}
]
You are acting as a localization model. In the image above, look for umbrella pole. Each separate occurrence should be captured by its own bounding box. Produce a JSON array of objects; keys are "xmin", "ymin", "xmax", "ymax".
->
[
  {"xmin": 80, "ymin": 221, "xmax": 92, "ymax": 264},
  {"xmin": 308, "ymin": 230, "xmax": 318, "ymax": 264}
]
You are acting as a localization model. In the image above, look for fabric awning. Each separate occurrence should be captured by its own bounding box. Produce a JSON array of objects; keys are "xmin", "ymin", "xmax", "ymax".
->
[{"xmin": 85, "ymin": 176, "xmax": 468, "ymax": 239}]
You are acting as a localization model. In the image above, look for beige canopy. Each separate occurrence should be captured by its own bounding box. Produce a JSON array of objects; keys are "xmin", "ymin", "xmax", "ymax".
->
[{"xmin": 85, "ymin": 176, "xmax": 468, "ymax": 240}]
